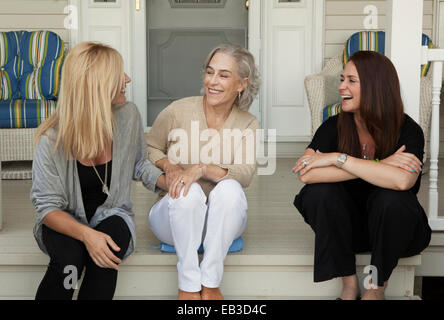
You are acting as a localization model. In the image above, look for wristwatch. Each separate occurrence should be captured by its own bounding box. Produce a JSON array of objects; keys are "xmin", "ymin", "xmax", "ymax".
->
[{"xmin": 336, "ymin": 153, "xmax": 348, "ymax": 168}]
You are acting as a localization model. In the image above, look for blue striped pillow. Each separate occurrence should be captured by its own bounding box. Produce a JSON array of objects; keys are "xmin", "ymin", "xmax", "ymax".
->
[
  {"xmin": 0, "ymin": 32, "xmax": 20, "ymax": 100},
  {"xmin": 0, "ymin": 99, "xmax": 57, "ymax": 128},
  {"xmin": 343, "ymin": 31, "xmax": 433, "ymax": 77},
  {"xmin": 323, "ymin": 103, "xmax": 342, "ymax": 122},
  {"xmin": 18, "ymin": 31, "xmax": 65, "ymax": 100}
]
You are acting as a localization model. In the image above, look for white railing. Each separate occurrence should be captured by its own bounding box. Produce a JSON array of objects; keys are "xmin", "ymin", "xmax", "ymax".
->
[{"xmin": 423, "ymin": 46, "xmax": 444, "ymax": 230}]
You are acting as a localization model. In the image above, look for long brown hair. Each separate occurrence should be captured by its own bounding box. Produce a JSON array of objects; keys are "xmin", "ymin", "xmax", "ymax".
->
[{"xmin": 338, "ymin": 51, "xmax": 404, "ymax": 159}]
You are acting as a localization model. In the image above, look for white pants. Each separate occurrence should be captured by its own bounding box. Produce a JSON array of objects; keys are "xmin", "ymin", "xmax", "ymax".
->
[{"xmin": 148, "ymin": 179, "xmax": 248, "ymax": 292}]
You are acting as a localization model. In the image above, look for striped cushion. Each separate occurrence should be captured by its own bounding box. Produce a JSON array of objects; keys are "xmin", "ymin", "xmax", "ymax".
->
[
  {"xmin": 0, "ymin": 99, "xmax": 56, "ymax": 128},
  {"xmin": 343, "ymin": 31, "xmax": 385, "ymax": 67},
  {"xmin": 0, "ymin": 32, "xmax": 20, "ymax": 100},
  {"xmin": 421, "ymin": 33, "xmax": 434, "ymax": 77},
  {"xmin": 343, "ymin": 31, "xmax": 433, "ymax": 77},
  {"xmin": 18, "ymin": 31, "xmax": 65, "ymax": 100},
  {"xmin": 323, "ymin": 103, "xmax": 342, "ymax": 122}
]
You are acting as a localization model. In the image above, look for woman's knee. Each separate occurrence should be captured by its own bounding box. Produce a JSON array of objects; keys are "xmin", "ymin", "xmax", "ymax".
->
[
  {"xmin": 367, "ymin": 189, "xmax": 424, "ymax": 228},
  {"xmin": 168, "ymin": 182, "xmax": 207, "ymax": 222},
  {"xmin": 169, "ymin": 183, "xmax": 206, "ymax": 209},
  {"xmin": 95, "ymin": 215, "xmax": 131, "ymax": 248},
  {"xmin": 368, "ymin": 189, "xmax": 415, "ymax": 216},
  {"xmin": 43, "ymin": 226, "xmax": 87, "ymax": 269},
  {"xmin": 209, "ymin": 179, "xmax": 247, "ymax": 208}
]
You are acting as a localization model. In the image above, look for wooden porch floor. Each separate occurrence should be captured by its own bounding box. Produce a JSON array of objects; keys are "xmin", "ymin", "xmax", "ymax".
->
[{"xmin": 1, "ymin": 158, "xmax": 443, "ymax": 257}]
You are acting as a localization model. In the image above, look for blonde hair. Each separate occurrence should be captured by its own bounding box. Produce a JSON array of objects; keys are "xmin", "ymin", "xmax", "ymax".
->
[
  {"xmin": 35, "ymin": 42, "xmax": 125, "ymax": 160},
  {"xmin": 202, "ymin": 43, "xmax": 260, "ymax": 111}
]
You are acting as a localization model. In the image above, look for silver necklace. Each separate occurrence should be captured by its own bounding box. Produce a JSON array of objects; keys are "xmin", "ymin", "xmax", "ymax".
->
[
  {"xmin": 362, "ymin": 143, "xmax": 369, "ymax": 160},
  {"xmin": 89, "ymin": 160, "xmax": 110, "ymax": 196}
]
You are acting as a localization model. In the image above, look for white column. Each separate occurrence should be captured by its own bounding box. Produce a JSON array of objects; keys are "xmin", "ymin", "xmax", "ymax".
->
[{"xmin": 386, "ymin": 0, "xmax": 423, "ymax": 122}]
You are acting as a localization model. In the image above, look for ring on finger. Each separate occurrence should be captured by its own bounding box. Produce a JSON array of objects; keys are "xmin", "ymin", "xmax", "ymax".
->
[
  {"xmin": 302, "ymin": 160, "xmax": 308, "ymax": 167},
  {"xmin": 180, "ymin": 179, "xmax": 185, "ymax": 184}
]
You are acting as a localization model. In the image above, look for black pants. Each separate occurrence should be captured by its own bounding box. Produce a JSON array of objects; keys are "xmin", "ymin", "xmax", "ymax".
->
[
  {"xmin": 35, "ymin": 215, "xmax": 131, "ymax": 300},
  {"xmin": 294, "ymin": 179, "xmax": 431, "ymax": 287}
]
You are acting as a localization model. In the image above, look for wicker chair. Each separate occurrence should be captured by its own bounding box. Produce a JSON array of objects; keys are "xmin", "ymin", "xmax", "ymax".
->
[
  {"xmin": 0, "ymin": 31, "xmax": 64, "ymax": 230},
  {"xmin": 304, "ymin": 31, "xmax": 433, "ymax": 162}
]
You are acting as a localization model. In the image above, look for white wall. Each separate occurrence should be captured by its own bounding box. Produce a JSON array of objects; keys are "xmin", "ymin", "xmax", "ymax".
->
[
  {"xmin": 324, "ymin": 0, "xmax": 434, "ymax": 65},
  {"xmin": 0, "ymin": 0, "xmax": 69, "ymax": 43}
]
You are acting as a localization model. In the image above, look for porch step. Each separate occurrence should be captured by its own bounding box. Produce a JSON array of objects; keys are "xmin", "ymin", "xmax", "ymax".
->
[{"xmin": 0, "ymin": 251, "xmax": 421, "ymax": 299}]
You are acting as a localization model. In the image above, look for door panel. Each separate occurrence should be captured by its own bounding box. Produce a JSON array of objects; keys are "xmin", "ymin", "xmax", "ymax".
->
[
  {"xmin": 263, "ymin": 0, "xmax": 313, "ymax": 139},
  {"xmin": 78, "ymin": 0, "xmax": 132, "ymax": 99}
]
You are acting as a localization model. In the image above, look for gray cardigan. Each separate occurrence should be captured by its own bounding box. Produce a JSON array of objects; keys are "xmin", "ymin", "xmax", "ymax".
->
[{"xmin": 30, "ymin": 102, "xmax": 163, "ymax": 259}]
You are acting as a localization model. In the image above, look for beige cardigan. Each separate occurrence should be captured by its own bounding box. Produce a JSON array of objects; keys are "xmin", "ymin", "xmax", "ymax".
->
[{"xmin": 146, "ymin": 96, "xmax": 259, "ymax": 197}]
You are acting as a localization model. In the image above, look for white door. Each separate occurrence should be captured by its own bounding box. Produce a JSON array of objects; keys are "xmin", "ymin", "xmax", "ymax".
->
[
  {"xmin": 73, "ymin": 0, "xmax": 133, "ymax": 98},
  {"xmin": 262, "ymin": 0, "xmax": 322, "ymax": 141}
]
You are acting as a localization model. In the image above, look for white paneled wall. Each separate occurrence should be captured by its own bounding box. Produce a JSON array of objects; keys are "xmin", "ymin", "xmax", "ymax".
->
[
  {"xmin": 324, "ymin": 0, "xmax": 434, "ymax": 64},
  {"xmin": 0, "ymin": 0, "xmax": 69, "ymax": 43}
]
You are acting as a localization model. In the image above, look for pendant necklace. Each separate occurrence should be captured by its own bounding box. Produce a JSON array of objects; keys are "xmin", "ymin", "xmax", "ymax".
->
[
  {"xmin": 362, "ymin": 144, "xmax": 369, "ymax": 160},
  {"xmin": 90, "ymin": 160, "xmax": 110, "ymax": 196}
]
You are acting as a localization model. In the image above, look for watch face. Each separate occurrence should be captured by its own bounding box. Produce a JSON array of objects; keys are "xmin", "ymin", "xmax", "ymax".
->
[{"xmin": 337, "ymin": 154, "xmax": 347, "ymax": 167}]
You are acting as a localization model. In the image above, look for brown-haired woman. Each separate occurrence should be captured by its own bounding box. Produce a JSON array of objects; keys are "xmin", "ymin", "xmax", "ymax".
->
[{"xmin": 293, "ymin": 51, "xmax": 431, "ymax": 300}]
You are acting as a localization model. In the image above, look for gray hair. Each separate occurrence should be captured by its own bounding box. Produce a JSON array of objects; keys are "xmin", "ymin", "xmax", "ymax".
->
[{"xmin": 201, "ymin": 43, "xmax": 260, "ymax": 112}]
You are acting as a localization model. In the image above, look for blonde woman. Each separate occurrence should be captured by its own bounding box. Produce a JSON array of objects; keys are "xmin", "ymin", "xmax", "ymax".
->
[
  {"xmin": 31, "ymin": 42, "xmax": 167, "ymax": 300},
  {"xmin": 147, "ymin": 44, "xmax": 260, "ymax": 300}
]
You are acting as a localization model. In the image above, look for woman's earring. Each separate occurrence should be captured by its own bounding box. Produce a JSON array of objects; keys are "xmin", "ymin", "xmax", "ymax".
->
[{"xmin": 238, "ymin": 91, "xmax": 242, "ymax": 100}]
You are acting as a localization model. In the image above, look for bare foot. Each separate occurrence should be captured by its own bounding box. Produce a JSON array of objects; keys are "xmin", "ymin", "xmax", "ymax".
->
[
  {"xmin": 361, "ymin": 283, "xmax": 386, "ymax": 300},
  {"xmin": 201, "ymin": 286, "xmax": 224, "ymax": 300},
  {"xmin": 178, "ymin": 289, "xmax": 202, "ymax": 300},
  {"xmin": 340, "ymin": 275, "xmax": 361, "ymax": 300}
]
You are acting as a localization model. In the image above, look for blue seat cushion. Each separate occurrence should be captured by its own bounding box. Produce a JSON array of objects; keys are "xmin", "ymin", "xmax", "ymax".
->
[
  {"xmin": 160, "ymin": 236, "xmax": 244, "ymax": 254},
  {"xmin": 0, "ymin": 99, "xmax": 56, "ymax": 128}
]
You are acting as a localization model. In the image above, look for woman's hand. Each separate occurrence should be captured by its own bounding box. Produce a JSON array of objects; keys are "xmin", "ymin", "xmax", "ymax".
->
[
  {"xmin": 81, "ymin": 228, "xmax": 122, "ymax": 270},
  {"xmin": 380, "ymin": 145, "xmax": 422, "ymax": 174},
  {"xmin": 293, "ymin": 150, "xmax": 338, "ymax": 176},
  {"xmin": 169, "ymin": 164, "xmax": 206, "ymax": 199},
  {"xmin": 164, "ymin": 161, "xmax": 185, "ymax": 189}
]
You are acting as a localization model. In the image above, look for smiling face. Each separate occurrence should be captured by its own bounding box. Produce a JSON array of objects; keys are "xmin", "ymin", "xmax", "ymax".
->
[
  {"xmin": 112, "ymin": 73, "xmax": 131, "ymax": 105},
  {"xmin": 338, "ymin": 61, "xmax": 361, "ymax": 113},
  {"xmin": 204, "ymin": 52, "xmax": 246, "ymax": 109}
]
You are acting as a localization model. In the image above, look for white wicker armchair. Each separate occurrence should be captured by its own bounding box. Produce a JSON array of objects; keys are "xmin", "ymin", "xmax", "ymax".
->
[
  {"xmin": 0, "ymin": 30, "xmax": 65, "ymax": 230},
  {"xmin": 304, "ymin": 52, "xmax": 433, "ymax": 163},
  {"xmin": 0, "ymin": 129, "xmax": 37, "ymax": 229}
]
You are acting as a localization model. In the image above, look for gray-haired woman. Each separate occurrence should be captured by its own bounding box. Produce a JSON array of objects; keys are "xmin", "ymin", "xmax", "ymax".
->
[{"xmin": 146, "ymin": 44, "xmax": 260, "ymax": 300}]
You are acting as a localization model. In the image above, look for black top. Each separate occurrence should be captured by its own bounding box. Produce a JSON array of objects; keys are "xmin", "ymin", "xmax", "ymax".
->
[
  {"xmin": 308, "ymin": 114, "xmax": 424, "ymax": 194},
  {"xmin": 77, "ymin": 160, "xmax": 112, "ymax": 222}
]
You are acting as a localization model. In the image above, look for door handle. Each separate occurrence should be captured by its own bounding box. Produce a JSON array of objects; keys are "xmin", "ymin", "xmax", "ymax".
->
[{"xmin": 136, "ymin": 0, "xmax": 140, "ymax": 11}]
